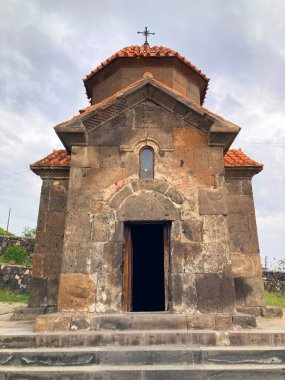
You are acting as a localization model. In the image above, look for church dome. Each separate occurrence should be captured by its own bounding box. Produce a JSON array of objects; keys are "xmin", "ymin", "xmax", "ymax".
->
[{"xmin": 84, "ymin": 45, "xmax": 210, "ymax": 105}]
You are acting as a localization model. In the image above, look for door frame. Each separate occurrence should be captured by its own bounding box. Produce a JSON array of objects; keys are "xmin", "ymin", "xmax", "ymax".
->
[{"xmin": 123, "ymin": 222, "xmax": 170, "ymax": 312}]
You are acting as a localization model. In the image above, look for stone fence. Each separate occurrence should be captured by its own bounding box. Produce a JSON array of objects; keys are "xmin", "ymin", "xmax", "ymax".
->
[
  {"xmin": 0, "ymin": 236, "xmax": 35, "ymax": 260},
  {"xmin": 0, "ymin": 264, "xmax": 32, "ymax": 294},
  {"xmin": 263, "ymin": 271, "xmax": 285, "ymax": 292}
]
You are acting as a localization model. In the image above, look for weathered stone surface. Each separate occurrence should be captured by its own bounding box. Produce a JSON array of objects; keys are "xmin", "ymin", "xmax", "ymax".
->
[
  {"xmin": 231, "ymin": 253, "xmax": 262, "ymax": 277},
  {"xmin": 196, "ymin": 274, "xmax": 235, "ymax": 313},
  {"xmin": 198, "ymin": 188, "xmax": 228, "ymax": 215},
  {"xmin": 232, "ymin": 313, "xmax": 257, "ymax": 328},
  {"xmin": 131, "ymin": 179, "xmax": 169, "ymax": 194},
  {"xmin": 117, "ymin": 191, "xmax": 181, "ymax": 221},
  {"xmin": 181, "ymin": 219, "xmax": 203, "ymax": 242},
  {"xmin": 260, "ymin": 306, "xmax": 283, "ymax": 318},
  {"xmin": 110, "ymin": 186, "xmax": 133, "ymax": 208},
  {"xmin": 234, "ymin": 277, "xmax": 265, "ymax": 307},
  {"xmin": 165, "ymin": 187, "xmax": 184, "ymax": 204},
  {"xmin": 71, "ymin": 146, "xmax": 100, "ymax": 168},
  {"xmin": 215, "ymin": 314, "xmax": 233, "ymax": 330},
  {"xmin": 187, "ymin": 314, "xmax": 215, "ymax": 329},
  {"xmin": 35, "ymin": 314, "xmax": 72, "ymax": 332},
  {"xmin": 58, "ymin": 273, "xmax": 96, "ymax": 312},
  {"xmin": 203, "ymin": 215, "xmax": 229, "ymax": 243}
]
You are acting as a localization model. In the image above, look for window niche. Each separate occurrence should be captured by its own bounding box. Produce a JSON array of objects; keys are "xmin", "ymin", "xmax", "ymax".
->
[{"xmin": 140, "ymin": 147, "xmax": 154, "ymax": 179}]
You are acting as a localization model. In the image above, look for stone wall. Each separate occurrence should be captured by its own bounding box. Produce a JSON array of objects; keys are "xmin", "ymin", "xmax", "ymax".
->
[
  {"xmin": 0, "ymin": 236, "xmax": 35, "ymax": 260},
  {"xmin": 0, "ymin": 264, "xmax": 32, "ymax": 294},
  {"xmin": 57, "ymin": 100, "xmax": 236, "ymax": 315},
  {"xmin": 263, "ymin": 271, "xmax": 285, "ymax": 292}
]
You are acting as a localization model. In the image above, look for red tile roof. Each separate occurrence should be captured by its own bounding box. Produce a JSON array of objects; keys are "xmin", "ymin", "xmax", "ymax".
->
[
  {"xmin": 31, "ymin": 149, "xmax": 263, "ymax": 169},
  {"xmin": 31, "ymin": 150, "xmax": 70, "ymax": 167},
  {"xmin": 84, "ymin": 45, "xmax": 209, "ymax": 83},
  {"xmin": 224, "ymin": 149, "xmax": 263, "ymax": 167}
]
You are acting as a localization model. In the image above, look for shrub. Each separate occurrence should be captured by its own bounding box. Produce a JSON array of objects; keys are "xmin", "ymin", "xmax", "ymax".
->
[
  {"xmin": 0, "ymin": 227, "xmax": 14, "ymax": 236},
  {"xmin": 3, "ymin": 244, "xmax": 28, "ymax": 265}
]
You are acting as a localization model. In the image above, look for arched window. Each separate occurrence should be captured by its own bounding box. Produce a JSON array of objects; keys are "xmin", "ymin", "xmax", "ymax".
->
[{"xmin": 140, "ymin": 147, "xmax": 154, "ymax": 179}]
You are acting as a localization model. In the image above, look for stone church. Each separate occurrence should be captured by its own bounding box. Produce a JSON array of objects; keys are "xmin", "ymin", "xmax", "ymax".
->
[{"xmin": 29, "ymin": 44, "xmax": 265, "ymax": 329}]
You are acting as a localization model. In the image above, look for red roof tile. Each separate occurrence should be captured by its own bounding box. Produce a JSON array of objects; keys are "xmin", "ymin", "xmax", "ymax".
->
[
  {"xmin": 31, "ymin": 150, "xmax": 70, "ymax": 167},
  {"xmin": 31, "ymin": 149, "xmax": 262, "ymax": 169},
  {"xmin": 224, "ymin": 149, "xmax": 263, "ymax": 167},
  {"xmin": 84, "ymin": 45, "xmax": 209, "ymax": 83}
]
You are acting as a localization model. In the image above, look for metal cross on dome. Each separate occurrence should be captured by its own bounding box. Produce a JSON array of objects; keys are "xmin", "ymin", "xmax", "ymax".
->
[{"xmin": 137, "ymin": 27, "xmax": 155, "ymax": 46}]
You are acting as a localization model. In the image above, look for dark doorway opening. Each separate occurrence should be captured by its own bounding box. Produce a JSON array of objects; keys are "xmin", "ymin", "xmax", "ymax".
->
[{"xmin": 129, "ymin": 223, "xmax": 166, "ymax": 312}]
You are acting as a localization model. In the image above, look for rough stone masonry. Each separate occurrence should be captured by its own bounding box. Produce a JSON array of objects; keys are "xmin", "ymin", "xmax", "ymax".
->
[{"xmin": 28, "ymin": 45, "xmax": 265, "ymax": 326}]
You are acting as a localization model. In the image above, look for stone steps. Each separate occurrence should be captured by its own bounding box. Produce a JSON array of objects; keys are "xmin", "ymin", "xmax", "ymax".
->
[
  {"xmin": 0, "ymin": 363, "xmax": 285, "ymax": 379},
  {"xmin": 1, "ymin": 329, "xmax": 285, "ymax": 349},
  {"xmin": 0, "ymin": 346, "xmax": 285, "ymax": 366}
]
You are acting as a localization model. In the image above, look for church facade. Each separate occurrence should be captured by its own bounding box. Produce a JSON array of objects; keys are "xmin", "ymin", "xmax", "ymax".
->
[{"xmin": 29, "ymin": 45, "xmax": 264, "ymax": 323}]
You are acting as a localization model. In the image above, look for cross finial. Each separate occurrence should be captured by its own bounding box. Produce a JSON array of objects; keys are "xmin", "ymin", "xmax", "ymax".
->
[{"xmin": 137, "ymin": 26, "xmax": 155, "ymax": 46}]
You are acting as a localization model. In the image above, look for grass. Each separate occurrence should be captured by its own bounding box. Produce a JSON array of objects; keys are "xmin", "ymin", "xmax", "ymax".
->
[
  {"xmin": 265, "ymin": 291, "xmax": 285, "ymax": 309},
  {"xmin": 0, "ymin": 258, "xmax": 32, "ymax": 265},
  {"xmin": 0, "ymin": 288, "xmax": 28, "ymax": 304}
]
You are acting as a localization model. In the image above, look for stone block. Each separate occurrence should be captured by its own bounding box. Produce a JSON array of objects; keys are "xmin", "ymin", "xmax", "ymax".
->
[
  {"xmin": 183, "ymin": 243, "xmax": 203, "ymax": 273},
  {"xmin": 187, "ymin": 314, "xmax": 215, "ymax": 329},
  {"xmin": 171, "ymin": 241, "xmax": 185, "ymax": 273},
  {"xmin": 202, "ymin": 241, "xmax": 229, "ymax": 273},
  {"xmin": 130, "ymin": 314, "xmax": 187, "ymax": 330},
  {"xmin": 228, "ymin": 195, "xmax": 254, "ymax": 214},
  {"xmin": 260, "ymin": 306, "xmax": 283, "ymax": 318},
  {"xmin": 28, "ymin": 277, "xmax": 47, "ymax": 308},
  {"xmin": 225, "ymin": 178, "xmax": 242, "ymax": 195},
  {"xmin": 198, "ymin": 188, "xmax": 228, "ymax": 215},
  {"xmin": 165, "ymin": 187, "xmax": 184, "ymax": 204},
  {"xmin": 58, "ymin": 273, "xmax": 96, "ymax": 312},
  {"xmin": 90, "ymin": 315, "xmax": 132, "ymax": 330},
  {"xmin": 196, "ymin": 273, "xmax": 235, "ymax": 313},
  {"xmin": 170, "ymin": 221, "xmax": 181, "ymax": 242},
  {"xmin": 99, "ymin": 146, "xmax": 120, "ymax": 168},
  {"xmin": 234, "ymin": 277, "xmax": 265, "ymax": 307},
  {"xmin": 232, "ymin": 313, "xmax": 257, "ymax": 328},
  {"xmin": 71, "ymin": 146, "xmax": 100, "ymax": 168},
  {"xmin": 110, "ymin": 186, "xmax": 133, "ymax": 209},
  {"xmin": 171, "ymin": 274, "xmax": 183, "ymax": 309},
  {"xmin": 49, "ymin": 196, "xmax": 66, "ymax": 212},
  {"xmin": 231, "ymin": 254, "xmax": 262, "ymax": 277},
  {"xmin": 181, "ymin": 219, "xmax": 203, "ymax": 242},
  {"xmin": 203, "ymin": 215, "xmax": 229, "ymax": 243},
  {"xmin": 34, "ymin": 314, "xmax": 72, "ymax": 332},
  {"xmin": 70, "ymin": 314, "xmax": 91, "ymax": 330},
  {"xmin": 228, "ymin": 213, "xmax": 249, "ymax": 233},
  {"xmin": 117, "ymin": 191, "xmax": 180, "ymax": 221},
  {"xmin": 182, "ymin": 273, "xmax": 197, "ymax": 310},
  {"xmin": 131, "ymin": 179, "xmax": 169, "ymax": 195},
  {"xmin": 215, "ymin": 314, "xmax": 233, "ymax": 330}
]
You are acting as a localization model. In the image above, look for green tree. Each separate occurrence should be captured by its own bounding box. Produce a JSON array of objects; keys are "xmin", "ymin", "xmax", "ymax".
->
[{"xmin": 22, "ymin": 227, "xmax": 36, "ymax": 239}]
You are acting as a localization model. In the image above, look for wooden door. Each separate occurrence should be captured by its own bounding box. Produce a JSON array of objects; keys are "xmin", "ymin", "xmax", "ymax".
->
[{"xmin": 123, "ymin": 225, "xmax": 133, "ymax": 311}]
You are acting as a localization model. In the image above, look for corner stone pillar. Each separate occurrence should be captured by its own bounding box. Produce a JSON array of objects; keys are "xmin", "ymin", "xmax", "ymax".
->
[
  {"xmin": 28, "ymin": 178, "xmax": 68, "ymax": 310},
  {"xmin": 226, "ymin": 172, "xmax": 265, "ymax": 313}
]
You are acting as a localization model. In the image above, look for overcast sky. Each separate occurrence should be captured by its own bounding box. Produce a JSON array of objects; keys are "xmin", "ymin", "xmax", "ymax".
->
[{"xmin": 0, "ymin": 0, "xmax": 284, "ymax": 267}]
